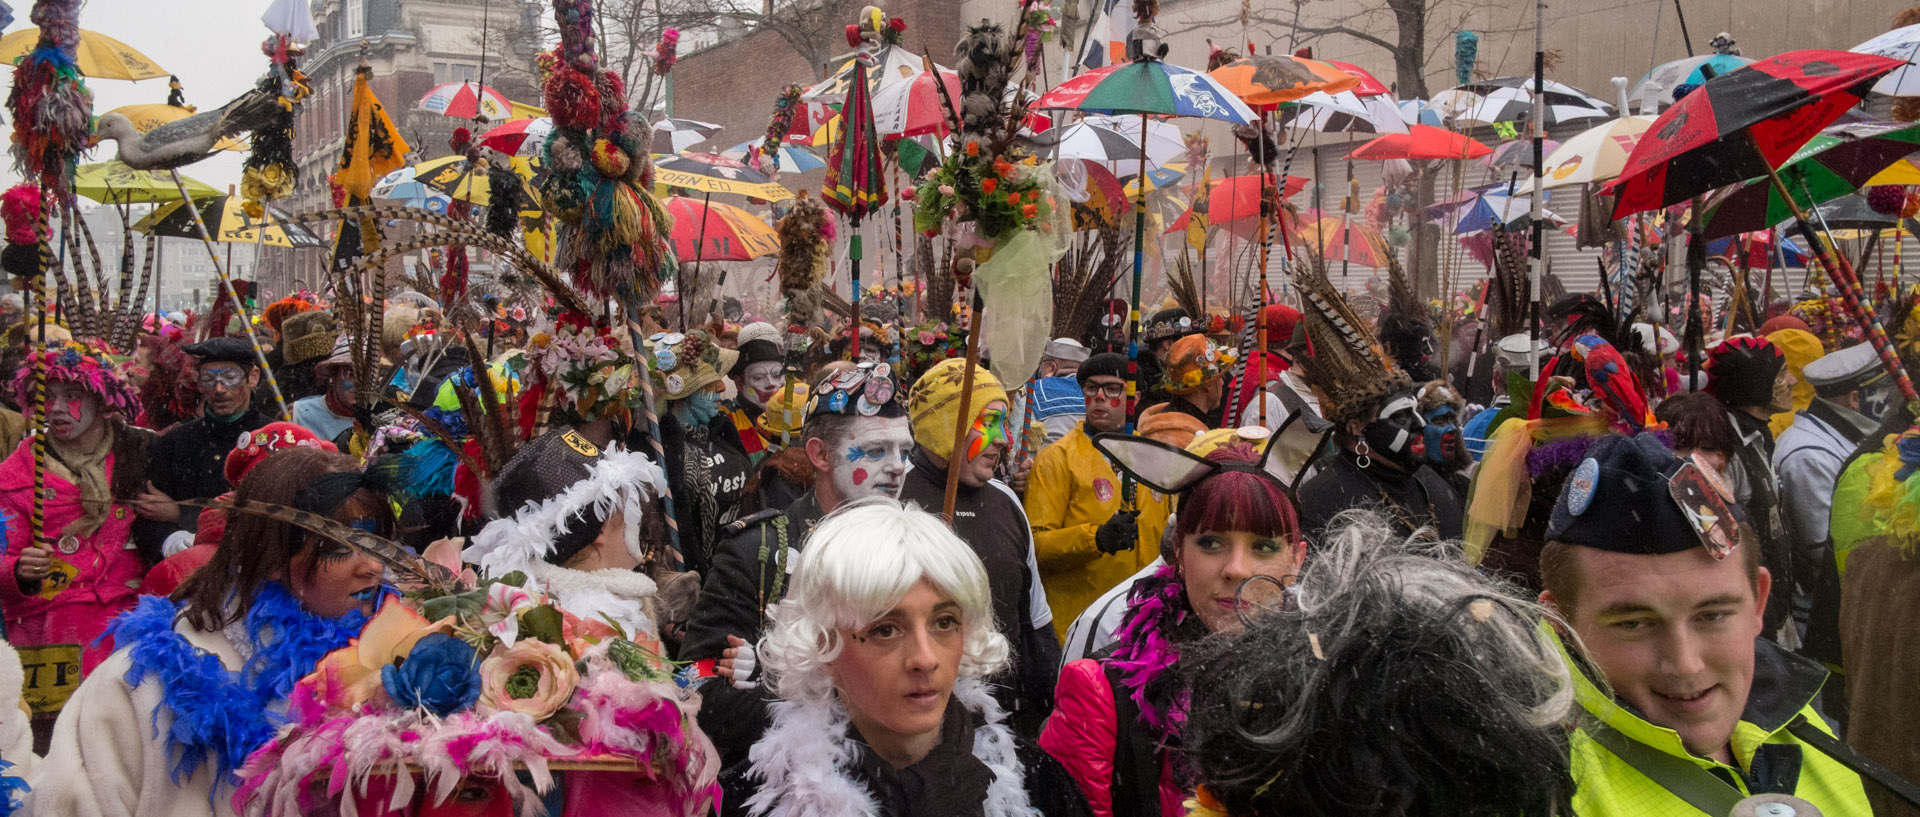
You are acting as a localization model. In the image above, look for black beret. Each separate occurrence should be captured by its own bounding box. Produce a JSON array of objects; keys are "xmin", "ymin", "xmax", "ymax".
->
[
  {"xmin": 1547, "ymin": 433, "xmax": 1701, "ymax": 555},
  {"xmin": 1077, "ymin": 352, "xmax": 1128, "ymax": 386},
  {"xmin": 183, "ymin": 337, "xmax": 256, "ymax": 365}
]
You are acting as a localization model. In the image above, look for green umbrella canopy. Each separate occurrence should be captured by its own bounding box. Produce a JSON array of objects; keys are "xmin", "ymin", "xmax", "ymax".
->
[{"xmin": 1700, "ymin": 120, "xmax": 1920, "ymax": 240}]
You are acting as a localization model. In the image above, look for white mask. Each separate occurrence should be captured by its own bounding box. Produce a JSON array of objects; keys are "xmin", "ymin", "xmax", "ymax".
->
[
  {"xmin": 742, "ymin": 361, "xmax": 785, "ymax": 409},
  {"xmin": 829, "ymin": 417, "xmax": 914, "ymax": 502}
]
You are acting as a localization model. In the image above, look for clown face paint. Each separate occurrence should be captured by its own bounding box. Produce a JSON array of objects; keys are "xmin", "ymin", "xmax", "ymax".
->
[
  {"xmin": 740, "ymin": 361, "xmax": 785, "ymax": 409},
  {"xmin": 1360, "ymin": 391, "xmax": 1425, "ymax": 469},
  {"xmin": 1421, "ymin": 406, "xmax": 1461, "ymax": 466},
  {"xmin": 957, "ymin": 401, "xmax": 1012, "ymax": 487},
  {"xmin": 831, "ymin": 416, "xmax": 914, "ymax": 502},
  {"xmin": 46, "ymin": 383, "xmax": 101, "ymax": 443}
]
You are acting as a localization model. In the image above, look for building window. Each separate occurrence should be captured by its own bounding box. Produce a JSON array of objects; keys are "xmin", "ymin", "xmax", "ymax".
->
[
  {"xmin": 345, "ymin": 0, "xmax": 364, "ymax": 38},
  {"xmin": 434, "ymin": 62, "xmax": 478, "ymax": 85}
]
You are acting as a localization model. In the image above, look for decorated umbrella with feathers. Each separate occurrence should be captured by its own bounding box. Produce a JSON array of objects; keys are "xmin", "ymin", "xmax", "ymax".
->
[{"xmin": 822, "ymin": 50, "xmax": 888, "ymax": 356}]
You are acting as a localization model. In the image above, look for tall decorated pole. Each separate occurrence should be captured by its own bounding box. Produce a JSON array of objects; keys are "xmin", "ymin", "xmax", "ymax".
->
[
  {"xmin": 538, "ymin": 0, "xmax": 685, "ymax": 569},
  {"xmin": 824, "ymin": 13, "xmax": 891, "ymax": 359},
  {"xmin": 7, "ymin": 0, "xmax": 92, "ymax": 582}
]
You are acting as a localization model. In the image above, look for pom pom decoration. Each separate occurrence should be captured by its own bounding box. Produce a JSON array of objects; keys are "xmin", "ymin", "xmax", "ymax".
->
[
  {"xmin": 652, "ymin": 29, "xmax": 680, "ymax": 76},
  {"xmin": 591, "ymin": 139, "xmax": 631, "ymax": 177},
  {"xmin": 1868, "ymin": 185, "xmax": 1908, "ymax": 215},
  {"xmin": 1, "ymin": 184, "xmax": 44, "ymax": 246},
  {"xmin": 450, "ymin": 127, "xmax": 473, "ymax": 153},
  {"xmin": 8, "ymin": 0, "xmax": 94, "ymax": 201}
]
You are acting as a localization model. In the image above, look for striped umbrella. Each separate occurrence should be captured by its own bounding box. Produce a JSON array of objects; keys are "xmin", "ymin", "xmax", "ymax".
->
[
  {"xmin": 417, "ymin": 81, "xmax": 512, "ymax": 121},
  {"xmin": 823, "ymin": 57, "xmax": 888, "ymax": 355}
]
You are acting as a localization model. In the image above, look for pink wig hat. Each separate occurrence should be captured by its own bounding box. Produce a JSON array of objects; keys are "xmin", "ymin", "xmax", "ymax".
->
[{"xmin": 12, "ymin": 341, "xmax": 140, "ymax": 419}]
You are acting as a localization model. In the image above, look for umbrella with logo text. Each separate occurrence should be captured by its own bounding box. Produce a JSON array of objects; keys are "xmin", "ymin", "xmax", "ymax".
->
[
  {"xmin": 665, "ymin": 196, "xmax": 779, "ymax": 261},
  {"xmin": 135, "ymin": 196, "xmax": 324, "ymax": 248},
  {"xmin": 654, "ymin": 153, "xmax": 794, "ymax": 201}
]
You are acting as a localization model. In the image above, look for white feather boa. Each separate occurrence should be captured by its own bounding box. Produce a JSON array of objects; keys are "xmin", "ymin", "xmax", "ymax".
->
[
  {"xmin": 523, "ymin": 560, "xmax": 661, "ymax": 640},
  {"xmin": 744, "ymin": 678, "xmax": 1034, "ymax": 817},
  {"xmin": 462, "ymin": 445, "xmax": 667, "ymax": 576}
]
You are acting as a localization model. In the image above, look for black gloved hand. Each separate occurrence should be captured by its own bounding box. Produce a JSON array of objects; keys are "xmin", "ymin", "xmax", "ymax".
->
[{"xmin": 1095, "ymin": 510, "xmax": 1140, "ymax": 555}]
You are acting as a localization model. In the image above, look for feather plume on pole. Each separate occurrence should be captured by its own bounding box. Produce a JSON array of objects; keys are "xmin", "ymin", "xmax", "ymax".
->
[{"xmin": 181, "ymin": 497, "xmax": 458, "ymax": 590}]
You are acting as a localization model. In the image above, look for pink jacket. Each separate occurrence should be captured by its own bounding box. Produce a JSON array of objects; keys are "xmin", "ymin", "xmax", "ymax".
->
[
  {"xmin": 0, "ymin": 438, "xmax": 144, "ymax": 676},
  {"xmin": 1039, "ymin": 658, "xmax": 1184, "ymax": 817}
]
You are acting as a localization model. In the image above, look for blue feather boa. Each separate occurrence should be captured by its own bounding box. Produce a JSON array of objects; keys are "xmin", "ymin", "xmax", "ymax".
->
[{"xmin": 106, "ymin": 582, "xmax": 378, "ymax": 785}]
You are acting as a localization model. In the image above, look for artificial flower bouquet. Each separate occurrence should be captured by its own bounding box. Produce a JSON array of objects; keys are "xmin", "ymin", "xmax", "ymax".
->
[
  {"xmin": 914, "ymin": 144, "xmax": 1060, "ymax": 242},
  {"xmin": 519, "ymin": 311, "xmax": 645, "ymax": 428},
  {"xmin": 232, "ymin": 571, "xmax": 718, "ymax": 817}
]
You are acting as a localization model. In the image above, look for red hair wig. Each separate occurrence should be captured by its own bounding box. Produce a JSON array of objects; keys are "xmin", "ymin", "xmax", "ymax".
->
[{"xmin": 1173, "ymin": 444, "xmax": 1302, "ymax": 544}]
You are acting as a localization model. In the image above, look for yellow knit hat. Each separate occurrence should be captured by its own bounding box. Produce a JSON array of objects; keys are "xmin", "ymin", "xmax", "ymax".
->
[{"xmin": 908, "ymin": 358, "xmax": 1010, "ymax": 460}]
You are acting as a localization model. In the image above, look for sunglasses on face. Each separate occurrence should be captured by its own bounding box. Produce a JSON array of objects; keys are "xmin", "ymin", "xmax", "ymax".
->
[{"xmin": 197, "ymin": 368, "xmax": 248, "ymax": 389}]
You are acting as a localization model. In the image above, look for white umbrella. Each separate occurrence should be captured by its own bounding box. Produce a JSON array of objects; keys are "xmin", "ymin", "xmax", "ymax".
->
[
  {"xmin": 1076, "ymin": 115, "xmax": 1184, "ymax": 168},
  {"xmin": 1853, "ymin": 23, "xmax": 1920, "ymax": 97},
  {"xmin": 1511, "ymin": 115, "xmax": 1656, "ymax": 193},
  {"xmin": 1282, "ymin": 91, "xmax": 1409, "ymax": 134},
  {"xmin": 651, "ymin": 118, "xmax": 722, "ymax": 153}
]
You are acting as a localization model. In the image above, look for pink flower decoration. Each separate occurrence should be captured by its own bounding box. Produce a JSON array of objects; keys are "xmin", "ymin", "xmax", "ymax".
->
[{"xmin": 478, "ymin": 639, "xmax": 580, "ymax": 722}]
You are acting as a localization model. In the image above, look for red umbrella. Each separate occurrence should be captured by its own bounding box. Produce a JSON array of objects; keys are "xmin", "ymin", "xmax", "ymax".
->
[
  {"xmin": 1166, "ymin": 173, "xmax": 1308, "ymax": 234},
  {"xmin": 1348, "ymin": 124, "xmax": 1492, "ymax": 160},
  {"xmin": 478, "ymin": 117, "xmax": 553, "ymax": 157},
  {"xmin": 1326, "ymin": 60, "xmax": 1392, "ymax": 97},
  {"xmin": 1605, "ymin": 50, "xmax": 1904, "ymax": 218},
  {"xmin": 665, "ymin": 197, "xmax": 779, "ymax": 261},
  {"xmin": 872, "ymin": 68, "xmax": 961, "ymax": 137},
  {"xmin": 416, "ymin": 81, "xmax": 512, "ymax": 121},
  {"xmin": 823, "ymin": 57, "xmax": 888, "ymax": 358}
]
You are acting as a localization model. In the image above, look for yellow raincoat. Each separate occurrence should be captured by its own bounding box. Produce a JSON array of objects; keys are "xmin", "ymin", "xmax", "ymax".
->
[{"xmin": 1025, "ymin": 423, "xmax": 1170, "ymax": 639}]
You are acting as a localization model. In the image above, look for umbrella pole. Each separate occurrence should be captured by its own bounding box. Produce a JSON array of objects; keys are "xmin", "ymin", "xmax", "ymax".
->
[
  {"xmin": 942, "ymin": 286, "xmax": 985, "ymax": 521},
  {"xmin": 1125, "ymin": 113, "xmax": 1148, "ymax": 433},
  {"xmin": 688, "ymin": 191, "xmax": 713, "ymax": 331},
  {"xmin": 167, "ymin": 173, "xmax": 291, "ymax": 420},
  {"xmin": 1763, "ymin": 163, "xmax": 1918, "ymax": 404},
  {"xmin": 849, "ymin": 214, "xmax": 862, "ymax": 360}
]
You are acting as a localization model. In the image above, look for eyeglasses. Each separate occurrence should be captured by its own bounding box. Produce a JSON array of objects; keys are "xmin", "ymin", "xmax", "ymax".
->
[
  {"xmin": 1082, "ymin": 381, "xmax": 1127, "ymax": 399},
  {"xmin": 196, "ymin": 368, "xmax": 248, "ymax": 389}
]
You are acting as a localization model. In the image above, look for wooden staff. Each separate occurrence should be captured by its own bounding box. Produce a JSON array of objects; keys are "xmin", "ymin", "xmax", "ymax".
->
[
  {"xmin": 167, "ymin": 173, "xmax": 291, "ymax": 420},
  {"xmin": 941, "ymin": 283, "xmax": 985, "ymax": 521}
]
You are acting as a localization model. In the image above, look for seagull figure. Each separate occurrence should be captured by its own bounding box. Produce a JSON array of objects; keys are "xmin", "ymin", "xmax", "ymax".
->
[{"xmin": 90, "ymin": 85, "xmax": 281, "ymax": 171}]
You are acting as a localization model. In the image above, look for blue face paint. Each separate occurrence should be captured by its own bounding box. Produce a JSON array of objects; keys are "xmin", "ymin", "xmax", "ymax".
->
[
  {"xmin": 845, "ymin": 446, "xmax": 871, "ymax": 463},
  {"xmin": 1421, "ymin": 407, "xmax": 1457, "ymax": 465},
  {"xmin": 682, "ymin": 390, "xmax": 721, "ymax": 425}
]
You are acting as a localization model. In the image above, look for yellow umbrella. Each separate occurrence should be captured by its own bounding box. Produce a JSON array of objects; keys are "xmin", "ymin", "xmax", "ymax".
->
[
  {"xmin": 1867, "ymin": 157, "xmax": 1920, "ymax": 187},
  {"xmin": 509, "ymin": 100, "xmax": 548, "ymax": 119},
  {"xmin": 0, "ymin": 27, "xmax": 167, "ymax": 80},
  {"xmin": 73, "ymin": 161, "xmax": 218, "ymax": 204},
  {"xmin": 103, "ymin": 104, "xmax": 247, "ymax": 152},
  {"xmin": 134, "ymin": 196, "xmax": 325, "ymax": 249},
  {"xmin": 384, "ymin": 155, "xmax": 537, "ymax": 206}
]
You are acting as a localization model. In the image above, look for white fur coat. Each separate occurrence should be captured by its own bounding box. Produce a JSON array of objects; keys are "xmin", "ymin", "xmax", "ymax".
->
[{"xmin": 743, "ymin": 678, "xmax": 1034, "ymax": 817}]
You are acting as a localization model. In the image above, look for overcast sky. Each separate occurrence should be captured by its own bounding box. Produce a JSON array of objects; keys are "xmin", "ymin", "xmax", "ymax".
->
[{"xmin": 0, "ymin": 0, "xmax": 268, "ymax": 197}]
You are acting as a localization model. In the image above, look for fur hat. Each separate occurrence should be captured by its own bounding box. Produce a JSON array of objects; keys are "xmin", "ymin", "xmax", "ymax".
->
[
  {"xmin": 279, "ymin": 310, "xmax": 338, "ymax": 366},
  {"xmin": 465, "ymin": 427, "xmax": 667, "ymax": 573}
]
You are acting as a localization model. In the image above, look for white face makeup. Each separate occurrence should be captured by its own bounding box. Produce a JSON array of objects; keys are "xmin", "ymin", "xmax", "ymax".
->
[
  {"xmin": 742, "ymin": 361, "xmax": 785, "ymax": 408},
  {"xmin": 46, "ymin": 384, "xmax": 100, "ymax": 442},
  {"xmin": 831, "ymin": 416, "xmax": 914, "ymax": 502}
]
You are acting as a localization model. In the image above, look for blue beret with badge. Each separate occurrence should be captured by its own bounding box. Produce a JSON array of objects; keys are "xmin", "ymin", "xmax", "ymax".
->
[{"xmin": 1546, "ymin": 432, "xmax": 1749, "ymax": 557}]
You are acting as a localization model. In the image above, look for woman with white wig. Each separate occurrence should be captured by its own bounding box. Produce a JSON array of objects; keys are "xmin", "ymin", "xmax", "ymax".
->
[{"xmin": 720, "ymin": 497, "xmax": 1090, "ymax": 817}]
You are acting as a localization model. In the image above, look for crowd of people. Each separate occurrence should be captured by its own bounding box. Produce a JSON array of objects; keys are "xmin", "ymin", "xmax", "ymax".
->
[{"xmin": 0, "ymin": 264, "xmax": 1900, "ymax": 817}]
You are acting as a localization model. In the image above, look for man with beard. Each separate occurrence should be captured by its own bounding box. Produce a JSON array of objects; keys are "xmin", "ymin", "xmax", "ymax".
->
[
  {"xmin": 129, "ymin": 337, "xmax": 273, "ymax": 559},
  {"xmin": 681, "ymin": 361, "xmax": 915, "ymax": 664},
  {"xmin": 1025, "ymin": 352, "xmax": 1171, "ymax": 638}
]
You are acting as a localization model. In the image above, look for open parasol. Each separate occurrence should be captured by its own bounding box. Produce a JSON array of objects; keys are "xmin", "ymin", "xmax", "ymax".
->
[
  {"xmin": 0, "ymin": 26, "xmax": 166, "ymax": 80},
  {"xmin": 74, "ymin": 161, "xmax": 218, "ymax": 204},
  {"xmin": 821, "ymin": 55, "xmax": 888, "ymax": 355}
]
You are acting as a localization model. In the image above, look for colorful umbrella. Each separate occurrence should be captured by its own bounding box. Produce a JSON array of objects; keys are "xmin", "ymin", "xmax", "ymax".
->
[
  {"xmin": 73, "ymin": 161, "xmax": 218, "ymax": 204},
  {"xmin": 416, "ymin": 81, "xmax": 512, "ymax": 121},
  {"xmin": 1207, "ymin": 54, "xmax": 1360, "ymax": 106},
  {"xmin": 1349, "ymin": 125, "xmax": 1492, "ymax": 160},
  {"xmin": 134, "ymin": 196, "xmax": 324, "ymax": 248},
  {"xmin": 102, "ymin": 104, "xmax": 247, "ymax": 152},
  {"xmin": 1325, "ymin": 60, "xmax": 1392, "ymax": 97},
  {"xmin": 822, "ymin": 56, "xmax": 888, "ymax": 356},
  {"xmin": 1482, "ymin": 138, "xmax": 1561, "ymax": 172},
  {"xmin": 1852, "ymin": 23, "xmax": 1920, "ymax": 97},
  {"xmin": 803, "ymin": 44, "xmax": 938, "ymax": 102},
  {"xmin": 655, "ymin": 153, "xmax": 794, "ymax": 201},
  {"xmin": 871, "ymin": 67, "xmax": 960, "ymax": 137},
  {"xmin": 478, "ymin": 117, "xmax": 553, "ymax": 157},
  {"xmin": 1512, "ymin": 115, "xmax": 1655, "ymax": 193},
  {"xmin": 1037, "ymin": 61, "xmax": 1257, "ymax": 123},
  {"xmin": 665, "ymin": 196, "xmax": 779, "ymax": 261},
  {"xmin": 1279, "ymin": 91, "xmax": 1408, "ymax": 134},
  {"xmin": 0, "ymin": 27, "xmax": 166, "ymax": 80},
  {"xmin": 374, "ymin": 155, "xmax": 536, "ymax": 206},
  {"xmin": 1699, "ymin": 120, "xmax": 1920, "ymax": 239},
  {"xmin": 1430, "ymin": 184, "xmax": 1565, "ymax": 234},
  {"xmin": 722, "ymin": 138, "xmax": 826, "ymax": 173},
  {"xmin": 1706, "ymin": 233, "xmax": 1808, "ymax": 267},
  {"xmin": 1166, "ymin": 173, "xmax": 1307, "ymax": 237},
  {"xmin": 1627, "ymin": 53, "xmax": 1755, "ymax": 112},
  {"xmin": 1605, "ymin": 50, "xmax": 1905, "ymax": 218}
]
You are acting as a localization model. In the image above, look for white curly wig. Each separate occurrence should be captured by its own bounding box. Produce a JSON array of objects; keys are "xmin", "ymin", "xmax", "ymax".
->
[{"xmin": 759, "ymin": 497, "xmax": 1010, "ymax": 706}]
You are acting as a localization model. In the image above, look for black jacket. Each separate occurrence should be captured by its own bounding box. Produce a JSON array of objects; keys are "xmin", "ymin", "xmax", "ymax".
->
[
  {"xmin": 1295, "ymin": 448, "xmax": 1464, "ymax": 543},
  {"xmin": 133, "ymin": 409, "xmax": 271, "ymax": 555},
  {"xmin": 659, "ymin": 411, "xmax": 752, "ymax": 577},
  {"xmin": 680, "ymin": 492, "xmax": 827, "ymax": 663}
]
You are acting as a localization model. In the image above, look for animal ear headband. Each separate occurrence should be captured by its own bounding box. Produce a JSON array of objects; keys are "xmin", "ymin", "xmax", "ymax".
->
[{"xmin": 1091, "ymin": 410, "xmax": 1332, "ymax": 496}]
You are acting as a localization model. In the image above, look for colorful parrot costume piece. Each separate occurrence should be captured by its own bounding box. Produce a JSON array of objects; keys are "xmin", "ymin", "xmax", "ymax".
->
[{"xmin": 1570, "ymin": 333, "xmax": 1651, "ymax": 432}]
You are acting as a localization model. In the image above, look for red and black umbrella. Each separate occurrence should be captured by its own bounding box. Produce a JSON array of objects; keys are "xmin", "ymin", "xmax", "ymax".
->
[{"xmin": 1606, "ymin": 50, "xmax": 1904, "ymax": 218}]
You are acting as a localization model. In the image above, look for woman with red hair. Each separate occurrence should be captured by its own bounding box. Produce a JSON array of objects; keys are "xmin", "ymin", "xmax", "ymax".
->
[{"xmin": 1039, "ymin": 435, "xmax": 1308, "ymax": 817}]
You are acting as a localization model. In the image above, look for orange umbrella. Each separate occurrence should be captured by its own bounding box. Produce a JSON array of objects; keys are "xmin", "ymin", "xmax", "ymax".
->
[
  {"xmin": 1349, "ymin": 125, "xmax": 1492, "ymax": 160},
  {"xmin": 1208, "ymin": 54, "xmax": 1361, "ymax": 106},
  {"xmin": 1298, "ymin": 216, "xmax": 1394, "ymax": 267},
  {"xmin": 1166, "ymin": 174, "xmax": 1308, "ymax": 239}
]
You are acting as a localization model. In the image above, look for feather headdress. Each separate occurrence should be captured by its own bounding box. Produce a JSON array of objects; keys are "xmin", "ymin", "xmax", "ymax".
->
[
  {"xmin": 1292, "ymin": 251, "xmax": 1411, "ymax": 423},
  {"xmin": 180, "ymin": 497, "xmax": 459, "ymax": 590}
]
